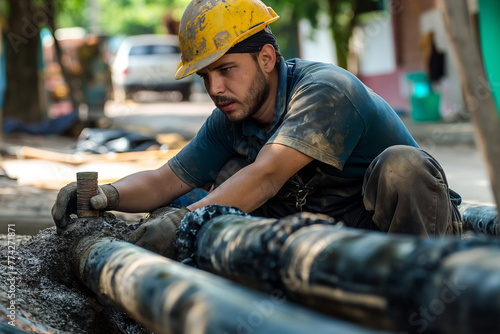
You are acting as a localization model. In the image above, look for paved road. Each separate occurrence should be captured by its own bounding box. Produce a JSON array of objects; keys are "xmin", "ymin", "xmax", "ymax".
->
[
  {"xmin": 425, "ymin": 144, "xmax": 494, "ymax": 205},
  {"xmin": 105, "ymin": 92, "xmax": 214, "ymax": 139},
  {"xmin": 105, "ymin": 97, "xmax": 495, "ymax": 206}
]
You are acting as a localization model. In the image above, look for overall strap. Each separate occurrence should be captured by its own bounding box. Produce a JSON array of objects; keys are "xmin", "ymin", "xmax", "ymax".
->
[
  {"xmin": 286, "ymin": 62, "xmax": 295, "ymax": 102},
  {"xmin": 274, "ymin": 62, "xmax": 296, "ymax": 131}
]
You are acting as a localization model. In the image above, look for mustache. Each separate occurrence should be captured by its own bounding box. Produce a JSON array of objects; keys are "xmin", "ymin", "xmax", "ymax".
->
[{"xmin": 212, "ymin": 96, "xmax": 237, "ymax": 106}]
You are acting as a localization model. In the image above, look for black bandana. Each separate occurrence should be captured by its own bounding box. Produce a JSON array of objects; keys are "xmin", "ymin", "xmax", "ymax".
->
[{"xmin": 226, "ymin": 27, "xmax": 278, "ymax": 54}]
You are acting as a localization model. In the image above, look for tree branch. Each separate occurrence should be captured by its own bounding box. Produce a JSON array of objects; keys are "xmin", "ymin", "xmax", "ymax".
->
[{"xmin": 439, "ymin": 0, "xmax": 500, "ymax": 209}]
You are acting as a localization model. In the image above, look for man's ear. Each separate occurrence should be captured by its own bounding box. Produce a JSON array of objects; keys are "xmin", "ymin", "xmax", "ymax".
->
[{"xmin": 259, "ymin": 44, "xmax": 276, "ymax": 73}]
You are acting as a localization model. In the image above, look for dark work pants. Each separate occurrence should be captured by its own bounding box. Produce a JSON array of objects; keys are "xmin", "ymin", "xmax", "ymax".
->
[
  {"xmin": 362, "ymin": 145, "xmax": 463, "ymax": 236},
  {"xmin": 213, "ymin": 145, "xmax": 463, "ymax": 237}
]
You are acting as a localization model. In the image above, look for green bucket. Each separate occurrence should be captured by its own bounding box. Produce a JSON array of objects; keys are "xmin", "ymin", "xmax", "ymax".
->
[
  {"xmin": 411, "ymin": 94, "xmax": 441, "ymax": 122},
  {"xmin": 406, "ymin": 72, "xmax": 441, "ymax": 122}
]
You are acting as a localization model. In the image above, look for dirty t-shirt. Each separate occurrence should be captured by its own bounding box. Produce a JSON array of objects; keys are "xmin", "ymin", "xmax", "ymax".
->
[{"xmin": 168, "ymin": 58, "xmax": 418, "ymax": 219}]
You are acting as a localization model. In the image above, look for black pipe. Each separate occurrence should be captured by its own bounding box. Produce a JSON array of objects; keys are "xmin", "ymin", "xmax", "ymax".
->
[
  {"xmin": 459, "ymin": 203, "xmax": 498, "ymax": 236},
  {"xmin": 176, "ymin": 205, "xmax": 335, "ymax": 291},
  {"xmin": 176, "ymin": 205, "xmax": 500, "ymax": 333},
  {"xmin": 70, "ymin": 235, "xmax": 390, "ymax": 334}
]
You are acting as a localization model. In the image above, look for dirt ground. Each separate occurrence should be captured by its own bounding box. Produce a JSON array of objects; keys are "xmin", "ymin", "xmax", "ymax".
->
[{"xmin": 0, "ymin": 211, "xmax": 153, "ymax": 333}]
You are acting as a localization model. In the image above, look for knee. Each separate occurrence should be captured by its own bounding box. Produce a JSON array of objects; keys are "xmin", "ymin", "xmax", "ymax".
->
[{"xmin": 369, "ymin": 145, "xmax": 439, "ymax": 185}]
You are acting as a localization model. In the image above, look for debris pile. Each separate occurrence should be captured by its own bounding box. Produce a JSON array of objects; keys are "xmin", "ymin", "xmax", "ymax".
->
[{"xmin": 0, "ymin": 213, "xmax": 151, "ymax": 334}]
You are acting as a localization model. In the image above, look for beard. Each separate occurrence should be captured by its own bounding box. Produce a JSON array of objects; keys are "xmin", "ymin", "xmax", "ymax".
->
[
  {"xmin": 245, "ymin": 65, "xmax": 270, "ymax": 120},
  {"xmin": 213, "ymin": 65, "xmax": 270, "ymax": 123}
]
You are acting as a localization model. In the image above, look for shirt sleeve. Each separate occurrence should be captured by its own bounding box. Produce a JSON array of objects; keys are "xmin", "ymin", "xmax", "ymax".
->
[
  {"xmin": 168, "ymin": 111, "xmax": 236, "ymax": 188},
  {"xmin": 268, "ymin": 82, "xmax": 366, "ymax": 171}
]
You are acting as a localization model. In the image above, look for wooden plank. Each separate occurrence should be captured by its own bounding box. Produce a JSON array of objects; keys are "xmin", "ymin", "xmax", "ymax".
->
[
  {"xmin": 1, "ymin": 159, "xmax": 171, "ymax": 189},
  {"xmin": 16, "ymin": 146, "xmax": 182, "ymax": 164}
]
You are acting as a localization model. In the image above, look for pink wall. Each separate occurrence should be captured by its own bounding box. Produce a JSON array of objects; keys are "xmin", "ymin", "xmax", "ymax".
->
[
  {"xmin": 359, "ymin": 65, "xmax": 422, "ymax": 114},
  {"xmin": 360, "ymin": 71, "xmax": 407, "ymax": 113}
]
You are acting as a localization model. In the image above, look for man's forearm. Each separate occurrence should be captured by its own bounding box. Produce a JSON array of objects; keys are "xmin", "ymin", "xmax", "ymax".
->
[
  {"xmin": 187, "ymin": 163, "xmax": 280, "ymax": 213},
  {"xmin": 112, "ymin": 166, "xmax": 193, "ymax": 213}
]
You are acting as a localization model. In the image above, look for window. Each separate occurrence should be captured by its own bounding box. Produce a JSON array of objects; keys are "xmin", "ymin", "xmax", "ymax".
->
[{"xmin": 129, "ymin": 44, "xmax": 180, "ymax": 56}]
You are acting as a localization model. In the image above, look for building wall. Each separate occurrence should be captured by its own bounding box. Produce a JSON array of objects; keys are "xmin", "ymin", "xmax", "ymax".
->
[
  {"xmin": 420, "ymin": 8, "xmax": 466, "ymax": 120},
  {"xmin": 354, "ymin": 0, "xmax": 431, "ymax": 113},
  {"xmin": 477, "ymin": 0, "xmax": 500, "ymax": 114},
  {"xmin": 298, "ymin": 14, "xmax": 337, "ymax": 65},
  {"xmin": 392, "ymin": 0, "xmax": 424, "ymax": 68},
  {"xmin": 0, "ymin": 22, "xmax": 4, "ymax": 140},
  {"xmin": 293, "ymin": 0, "xmax": 471, "ymax": 119},
  {"xmin": 356, "ymin": 14, "xmax": 395, "ymax": 76},
  {"xmin": 391, "ymin": 0, "xmax": 435, "ymax": 67},
  {"xmin": 358, "ymin": 0, "xmax": 471, "ymax": 119},
  {"xmin": 0, "ymin": 23, "xmax": 5, "ymax": 111},
  {"xmin": 352, "ymin": 14, "xmax": 411, "ymax": 112}
]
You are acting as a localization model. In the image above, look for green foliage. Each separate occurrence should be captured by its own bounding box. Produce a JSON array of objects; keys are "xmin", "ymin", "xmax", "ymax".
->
[
  {"xmin": 263, "ymin": 5, "xmax": 300, "ymax": 59},
  {"xmin": 267, "ymin": 0, "xmax": 382, "ymax": 25},
  {"xmin": 47, "ymin": 0, "xmax": 382, "ymax": 66},
  {"xmin": 265, "ymin": 0, "xmax": 383, "ymax": 67},
  {"xmin": 54, "ymin": 0, "xmax": 190, "ymax": 36},
  {"xmin": 97, "ymin": 0, "xmax": 166, "ymax": 35},
  {"xmin": 55, "ymin": 0, "xmax": 89, "ymax": 29}
]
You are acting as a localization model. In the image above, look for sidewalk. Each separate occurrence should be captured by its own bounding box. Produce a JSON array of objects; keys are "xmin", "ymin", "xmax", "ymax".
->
[
  {"xmin": 400, "ymin": 115, "xmax": 476, "ymax": 146},
  {"xmin": 399, "ymin": 116, "xmax": 496, "ymax": 205}
]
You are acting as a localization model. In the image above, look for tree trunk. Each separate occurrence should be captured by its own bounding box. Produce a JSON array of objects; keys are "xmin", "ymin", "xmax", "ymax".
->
[
  {"xmin": 45, "ymin": 0, "xmax": 79, "ymax": 112},
  {"xmin": 333, "ymin": 29, "xmax": 350, "ymax": 69},
  {"xmin": 439, "ymin": 0, "xmax": 500, "ymax": 209},
  {"xmin": 328, "ymin": 0, "xmax": 358, "ymax": 69},
  {"xmin": 4, "ymin": 0, "xmax": 43, "ymax": 124}
]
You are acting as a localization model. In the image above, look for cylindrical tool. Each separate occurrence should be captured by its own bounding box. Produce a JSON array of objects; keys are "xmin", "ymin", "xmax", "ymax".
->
[{"xmin": 76, "ymin": 171, "xmax": 99, "ymax": 217}]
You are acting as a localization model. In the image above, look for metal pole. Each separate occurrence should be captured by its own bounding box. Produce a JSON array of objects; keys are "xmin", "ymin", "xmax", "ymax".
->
[{"xmin": 70, "ymin": 236, "xmax": 389, "ymax": 334}]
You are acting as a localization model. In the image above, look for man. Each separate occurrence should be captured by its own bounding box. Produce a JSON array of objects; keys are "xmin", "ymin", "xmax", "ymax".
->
[{"xmin": 52, "ymin": 0, "xmax": 463, "ymax": 258}]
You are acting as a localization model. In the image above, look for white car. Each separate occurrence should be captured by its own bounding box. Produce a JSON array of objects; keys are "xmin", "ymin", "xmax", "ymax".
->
[{"xmin": 111, "ymin": 34, "xmax": 193, "ymax": 101}]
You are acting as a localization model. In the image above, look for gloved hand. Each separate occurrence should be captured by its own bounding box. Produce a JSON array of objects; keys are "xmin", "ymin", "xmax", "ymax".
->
[
  {"xmin": 127, "ymin": 207, "xmax": 190, "ymax": 259},
  {"xmin": 51, "ymin": 183, "xmax": 120, "ymax": 229}
]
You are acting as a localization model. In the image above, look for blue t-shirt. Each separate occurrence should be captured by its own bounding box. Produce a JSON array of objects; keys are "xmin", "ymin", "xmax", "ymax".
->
[{"xmin": 169, "ymin": 58, "xmax": 418, "ymax": 217}]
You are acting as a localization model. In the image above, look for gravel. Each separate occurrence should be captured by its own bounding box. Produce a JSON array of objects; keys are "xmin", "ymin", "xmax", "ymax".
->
[{"xmin": 0, "ymin": 213, "xmax": 151, "ymax": 333}]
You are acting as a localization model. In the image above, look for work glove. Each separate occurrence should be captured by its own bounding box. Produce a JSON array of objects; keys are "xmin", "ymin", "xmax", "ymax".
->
[
  {"xmin": 127, "ymin": 206, "xmax": 190, "ymax": 259},
  {"xmin": 51, "ymin": 183, "xmax": 120, "ymax": 229}
]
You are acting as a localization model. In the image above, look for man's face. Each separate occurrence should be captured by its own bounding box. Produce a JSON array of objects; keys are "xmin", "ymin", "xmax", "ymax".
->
[{"xmin": 196, "ymin": 53, "xmax": 270, "ymax": 123}]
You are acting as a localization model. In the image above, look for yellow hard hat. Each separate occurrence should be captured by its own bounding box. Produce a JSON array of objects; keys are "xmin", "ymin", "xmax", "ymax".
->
[{"xmin": 175, "ymin": 0, "xmax": 279, "ymax": 80}]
